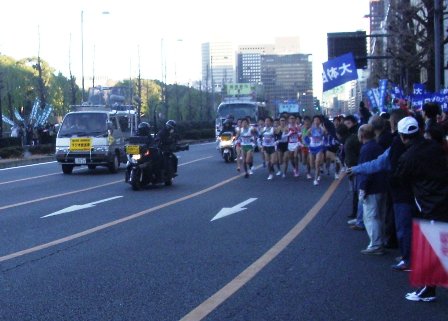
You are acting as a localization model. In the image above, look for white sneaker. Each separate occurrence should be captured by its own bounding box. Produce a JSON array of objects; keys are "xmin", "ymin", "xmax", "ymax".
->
[
  {"xmin": 313, "ymin": 179, "xmax": 318, "ymax": 186},
  {"xmin": 334, "ymin": 173, "xmax": 339, "ymax": 180},
  {"xmin": 276, "ymin": 170, "xmax": 282, "ymax": 176},
  {"xmin": 248, "ymin": 169, "xmax": 254, "ymax": 175},
  {"xmin": 317, "ymin": 176, "xmax": 321, "ymax": 181},
  {"xmin": 282, "ymin": 173, "xmax": 286, "ymax": 178},
  {"xmin": 267, "ymin": 174, "xmax": 273, "ymax": 180},
  {"xmin": 347, "ymin": 219, "xmax": 357, "ymax": 225},
  {"xmin": 306, "ymin": 173, "xmax": 312, "ymax": 180}
]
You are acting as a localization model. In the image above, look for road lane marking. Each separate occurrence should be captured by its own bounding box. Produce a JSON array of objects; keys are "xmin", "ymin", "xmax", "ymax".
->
[
  {"xmin": 0, "ymin": 156, "xmax": 213, "ymax": 212},
  {"xmin": 211, "ymin": 198, "xmax": 257, "ymax": 221},
  {"xmin": 0, "ymin": 172, "xmax": 61, "ymax": 185},
  {"xmin": 180, "ymin": 173, "xmax": 345, "ymax": 321},
  {"xmin": 0, "ymin": 161, "xmax": 57, "ymax": 171},
  {"xmin": 0, "ymin": 170, "xmax": 246, "ymax": 263},
  {"xmin": 41, "ymin": 196, "xmax": 123, "ymax": 218}
]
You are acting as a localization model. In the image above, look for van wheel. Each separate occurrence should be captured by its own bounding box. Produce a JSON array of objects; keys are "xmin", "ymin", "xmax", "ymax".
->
[
  {"xmin": 109, "ymin": 153, "xmax": 119, "ymax": 173},
  {"xmin": 62, "ymin": 164, "xmax": 74, "ymax": 174}
]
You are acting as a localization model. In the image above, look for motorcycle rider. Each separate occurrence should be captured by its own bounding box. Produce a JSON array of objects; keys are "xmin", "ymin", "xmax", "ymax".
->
[
  {"xmin": 219, "ymin": 119, "xmax": 236, "ymax": 135},
  {"xmin": 155, "ymin": 120, "xmax": 178, "ymax": 177},
  {"xmin": 135, "ymin": 122, "xmax": 154, "ymax": 145}
]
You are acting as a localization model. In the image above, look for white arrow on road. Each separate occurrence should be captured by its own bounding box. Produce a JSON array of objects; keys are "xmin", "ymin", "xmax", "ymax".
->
[
  {"xmin": 211, "ymin": 198, "xmax": 257, "ymax": 221},
  {"xmin": 41, "ymin": 196, "xmax": 123, "ymax": 218}
]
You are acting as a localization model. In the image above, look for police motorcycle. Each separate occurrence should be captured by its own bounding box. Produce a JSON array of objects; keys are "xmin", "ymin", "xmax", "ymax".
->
[
  {"xmin": 217, "ymin": 119, "xmax": 236, "ymax": 163},
  {"xmin": 217, "ymin": 131, "xmax": 236, "ymax": 162},
  {"xmin": 125, "ymin": 121, "xmax": 188, "ymax": 191}
]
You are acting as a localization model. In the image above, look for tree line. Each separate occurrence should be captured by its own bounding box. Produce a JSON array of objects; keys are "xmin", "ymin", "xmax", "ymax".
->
[{"xmin": 0, "ymin": 54, "xmax": 217, "ymax": 136}]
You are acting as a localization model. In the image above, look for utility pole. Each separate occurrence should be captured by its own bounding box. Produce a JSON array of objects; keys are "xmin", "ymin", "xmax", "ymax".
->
[
  {"xmin": 137, "ymin": 47, "xmax": 142, "ymax": 124},
  {"xmin": 434, "ymin": 0, "xmax": 442, "ymax": 92},
  {"xmin": 81, "ymin": 10, "xmax": 85, "ymax": 103},
  {"xmin": 0, "ymin": 72, "xmax": 3, "ymax": 138}
]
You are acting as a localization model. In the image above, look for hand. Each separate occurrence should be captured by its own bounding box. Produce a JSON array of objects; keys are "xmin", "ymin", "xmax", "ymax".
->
[
  {"xmin": 359, "ymin": 189, "xmax": 366, "ymax": 201},
  {"xmin": 346, "ymin": 167, "xmax": 353, "ymax": 175}
]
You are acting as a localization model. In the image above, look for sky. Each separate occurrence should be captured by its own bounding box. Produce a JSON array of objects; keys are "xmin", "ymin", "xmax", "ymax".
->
[{"xmin": 0, "ymin": 0, "xmax": 370, "ymax": 99}]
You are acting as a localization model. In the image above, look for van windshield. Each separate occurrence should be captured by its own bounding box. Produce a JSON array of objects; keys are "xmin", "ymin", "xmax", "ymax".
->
[{"xmin": 58, "ymin": 113, "xmax": 108, "ymax": 137}]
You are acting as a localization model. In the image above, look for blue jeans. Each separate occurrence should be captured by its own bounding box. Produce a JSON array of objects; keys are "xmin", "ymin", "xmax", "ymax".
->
[{"xmin": 393, "ymin": 202, "xmax": 414, "ymax": 264}]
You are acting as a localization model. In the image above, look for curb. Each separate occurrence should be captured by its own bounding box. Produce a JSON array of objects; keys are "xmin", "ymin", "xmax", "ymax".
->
[{"xmin": 0, "ymin": 156, "xmax": 56, "ymax": 170}]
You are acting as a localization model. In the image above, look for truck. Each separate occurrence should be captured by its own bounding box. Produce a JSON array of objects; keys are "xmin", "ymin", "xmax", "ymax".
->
[{"xmin": 55, "ymin": 86, "xmax": 138, "ymax": 174}]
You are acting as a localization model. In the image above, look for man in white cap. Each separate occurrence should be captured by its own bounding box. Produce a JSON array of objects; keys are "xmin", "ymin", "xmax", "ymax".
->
[{"xmin": 393, "ymin": 116, "xmax": 448, "ymax": 302}]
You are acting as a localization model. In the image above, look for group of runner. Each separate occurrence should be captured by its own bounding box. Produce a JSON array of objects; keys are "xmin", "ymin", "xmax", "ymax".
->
[{"xmin": 231, "ymin": 114, "xmax": 342, "ymax": 185}]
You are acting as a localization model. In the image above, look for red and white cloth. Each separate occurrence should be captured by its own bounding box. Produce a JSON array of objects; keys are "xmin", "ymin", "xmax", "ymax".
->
[{"xmin": 410, "ymin": 219, "xmax": 448, "ymax": 287}]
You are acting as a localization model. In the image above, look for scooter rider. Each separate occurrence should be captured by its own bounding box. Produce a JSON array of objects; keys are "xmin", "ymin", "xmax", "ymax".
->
[
  {"xmin": 155, "ymin": 120, "xmax": 178, "ymax": 176},
  {"xmin": 219, "ymin": 119, "xmax": 236, "ymax": 135}
]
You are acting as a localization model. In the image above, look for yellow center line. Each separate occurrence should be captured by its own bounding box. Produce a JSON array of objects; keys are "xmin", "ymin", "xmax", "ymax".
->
[
  {"xmin": 0, "ymin": 170, "xmax": 245, "ymax": 263},
  {"xmin": 180, "ymin": 173, "xmax": 345, "ymax": 321},
  {"xmin": 0, "ymin": 156, "xmax": 213, "ymax": 212}
]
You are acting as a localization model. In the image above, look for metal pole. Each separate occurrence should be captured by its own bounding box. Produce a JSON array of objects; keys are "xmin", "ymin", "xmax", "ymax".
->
[
  {"xmin": 211, "ymin": 55, "xmax": 215, "ymax": 112},
  {"xmin": 81, "ymin": 10, "xmax": 85, "ymax": 102},
  {"xmin": 434, "ymin": 0, "xmax": 442, "ymax": 92}
]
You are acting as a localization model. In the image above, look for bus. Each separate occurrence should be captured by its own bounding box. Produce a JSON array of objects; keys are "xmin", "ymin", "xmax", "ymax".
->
[{"xmin": 215, "ymin": 97, "xmax": 269, "ymax": 136}]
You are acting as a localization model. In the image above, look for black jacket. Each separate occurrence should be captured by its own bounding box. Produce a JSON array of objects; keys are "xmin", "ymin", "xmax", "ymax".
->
[
  {"xmin": 156, "ymin": 127, "xmax": 177, "ymax": 152},
  {"xmin": 393, "ymin": 136, "xmax": 448, "ymax": 221},
  {"xmin": 343, "ymin": 125, "xmax": 361, "ymax": 167}
]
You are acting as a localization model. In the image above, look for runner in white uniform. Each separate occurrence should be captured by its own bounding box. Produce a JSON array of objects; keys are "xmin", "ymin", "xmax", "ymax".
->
[
  {"xmin": 286, "ymin": 115, "xmax": 302, "ymax": 177},
  {"xmin": 237, "ymin": 118, "xmax": 256, "ymax": 178},
  {"xmin": 261, "ymin": 117, "xmax": 277, "ymax": 180}
]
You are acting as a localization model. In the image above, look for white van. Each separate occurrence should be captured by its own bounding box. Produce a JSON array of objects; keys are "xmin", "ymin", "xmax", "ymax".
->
[{"xmin": 55, "ymin": 87, "xmax": 138, "ymax": 174}]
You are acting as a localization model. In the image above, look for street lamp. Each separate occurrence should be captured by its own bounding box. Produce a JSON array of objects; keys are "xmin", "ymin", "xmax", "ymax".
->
[
  {"xmin": 81, "ymin": 10, "xmax": 110, "ymax": 102},
  {"xmin": 81, "ymin": 10, "xmax": 85, "ymax": 102}
]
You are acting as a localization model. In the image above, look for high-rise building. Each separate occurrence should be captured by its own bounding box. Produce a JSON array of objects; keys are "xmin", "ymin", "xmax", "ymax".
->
[
  {"xmin": 261, "ymin": 54, "xmax": 313, "ymax": 113},
  {"xmin": 201, "ymin": 42, "xmax": 235, "ymax": 91},
  {"xmin": 236, "ymin": 44, "xmax": 274, "ymax": 84},
  {"xmin": 236, "ymin": 37, "xmax": 301, "ymax": 85}
]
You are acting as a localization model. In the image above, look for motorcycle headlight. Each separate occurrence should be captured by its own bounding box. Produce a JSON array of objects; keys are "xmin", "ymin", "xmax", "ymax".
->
[{"xmin": 132, "ymin": 154, "xmax": 141, "ymax": 161}]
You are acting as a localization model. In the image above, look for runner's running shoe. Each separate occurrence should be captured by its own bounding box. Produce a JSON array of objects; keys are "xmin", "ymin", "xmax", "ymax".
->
[{"xmin": 405, "ymin": 286, "xmax": 436, "ymax": 302}]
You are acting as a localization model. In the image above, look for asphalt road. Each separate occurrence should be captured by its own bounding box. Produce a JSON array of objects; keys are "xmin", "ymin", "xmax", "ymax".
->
[{"xmin": 0, "ymin": 143, "xmax": 446, "ymax": 321}]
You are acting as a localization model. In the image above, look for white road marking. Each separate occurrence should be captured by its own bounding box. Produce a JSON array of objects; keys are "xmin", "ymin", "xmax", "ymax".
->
[
  {"xmin": 211, "ymin": 198, "xmax": 257, "ymax": 221},
  {"xmin": 0, "ymin": 161, "xmax": 57, "ymax": 171},
  {"xmin": 41, "ymin": 196, "xmax": 123, "ymax": 218}
]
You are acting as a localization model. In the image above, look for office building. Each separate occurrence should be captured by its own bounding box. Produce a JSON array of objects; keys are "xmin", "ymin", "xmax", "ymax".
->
[{"xmin": 201, "ymin": 42, "xmax": 235, "ymax": 90}]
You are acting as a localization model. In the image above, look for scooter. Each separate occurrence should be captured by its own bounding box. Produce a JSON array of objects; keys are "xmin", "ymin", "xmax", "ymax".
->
[{"xmin": 218, "ymin": 131, "xmax": 236, "ymax": 163}]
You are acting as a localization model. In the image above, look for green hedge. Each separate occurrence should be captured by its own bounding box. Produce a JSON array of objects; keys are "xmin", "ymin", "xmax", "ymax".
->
[
  {"xmin": 28, "ymin": 144, "xmax": 55, "ymax": 155},
  {"xmin": 0, "ymin": 146, "xmax": 23, "ymax": 158},
  {"xmin": 0, "ymin": 137, "xmax": 22, "ymax": 148}
]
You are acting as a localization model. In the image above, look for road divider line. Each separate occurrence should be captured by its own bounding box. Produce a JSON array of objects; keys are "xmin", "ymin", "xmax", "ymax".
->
[
  {"xmin": 180, "ymin": 173, "xmax": 345, "ymax": 321},
  {"xmin": 0, "ymin": 170, "xmax": 246, "ymax": 263},
  {"xmin": 0, "ymin": 161, "xmax": 57, "ymax": 171},
  {"xmin": 0, "ymin": 156, "xmax": 213, "ymax": 212},
  {"xmin": 0, "ymin": 172, "xmax": 61, "ymax": 185}
]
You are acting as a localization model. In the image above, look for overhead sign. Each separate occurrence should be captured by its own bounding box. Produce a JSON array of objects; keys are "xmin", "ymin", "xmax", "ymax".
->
[
  {"xmin": 322, "ymin": 53, "xmax": 358, "ymax": 92},
  {"xmin": 226, "ymin": 83, "xmax": 254, "ymax": 96},
  {"xmin": 278, "ymin": 103, "xmax": 299, "ymax": 114}
]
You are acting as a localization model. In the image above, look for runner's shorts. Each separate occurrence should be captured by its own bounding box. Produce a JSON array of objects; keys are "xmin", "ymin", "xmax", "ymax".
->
[
  {"xmin": 309, "ymin": 145, "xmax": 325, "ymax": 155},
  {"xmin": 288, "ymin": 143, "xmax": 300, "ymax": 152},
  {"xmin": 277, "ymin": 142, "xmax": 288, "ymax": 153},
  {"xmin": 263, "ymin": 146, "xmax": 276, "ymax": 155}
]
